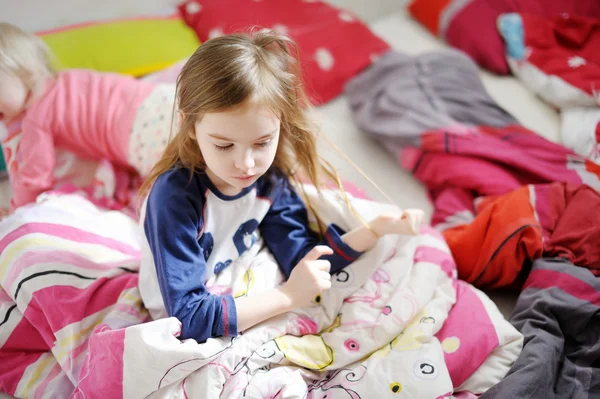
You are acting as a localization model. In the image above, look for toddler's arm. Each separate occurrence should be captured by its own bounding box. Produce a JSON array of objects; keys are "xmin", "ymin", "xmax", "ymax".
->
[{"xmin": 9, "ymin": 119, "xmax": 55, "ymax": 210}]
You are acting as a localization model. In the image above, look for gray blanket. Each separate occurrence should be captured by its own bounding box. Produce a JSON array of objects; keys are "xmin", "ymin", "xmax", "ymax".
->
[
  {"xmin": 481, "ymin": 258, "xmax": 600, "ymax": 398},
  {"xmin": 345, "ymin": 50, "xmax": 517, "ymax": 148}
]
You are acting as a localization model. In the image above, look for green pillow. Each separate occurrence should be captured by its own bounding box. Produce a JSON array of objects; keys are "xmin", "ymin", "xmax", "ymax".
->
[{"xmin": 39, "ymin": 16, "xmax": 201, "ymax": 76}]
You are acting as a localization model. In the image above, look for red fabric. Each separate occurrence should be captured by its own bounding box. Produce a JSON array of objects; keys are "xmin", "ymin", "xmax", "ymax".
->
[
  {"xmin": 408, "ymin": 124, "xmax": 599, "ymax": 227},
  {"xmin": 178, "ymin": 0, "xmax": 390, "ymax": 105},
  {"xmin": 521, "ymin": 13, "xmax": 600, "ymax": 98},
  {"xmin": 396, "ymin": 122, "xmax": 600, "ymax": 290},
  {"xmin": 443, "ymin": 186, "xmax": 543, "ymax": 290},
  {"xmin": 444, "ymin": 182, "xmax": 600, "ymax": 290},
  {"xmin": 545, "ymin": 184, "xmax": 600, "ymax": 269},
  {"xmin": 444, "ymin": 0, "xmax": 514, "ymax": 74},
  {"xmin": 407, "ymin": 0, "xmax": 452, "ymax": 36},
  {"xmin": 0, "ymin": 352, "xmax": 46, "ymax": 396},
  {"xmin": 408, "ymin": 0, "xmax": 600, "ymax": 75},
  {"xmin": 523, "ymin": 269, "xmax": 600, "ymax": 306}
]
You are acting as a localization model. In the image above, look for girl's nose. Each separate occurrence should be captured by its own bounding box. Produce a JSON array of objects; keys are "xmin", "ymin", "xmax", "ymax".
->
[{"xmin": 235, "ymin": 149, "xmax": 255, "ymax": 171}]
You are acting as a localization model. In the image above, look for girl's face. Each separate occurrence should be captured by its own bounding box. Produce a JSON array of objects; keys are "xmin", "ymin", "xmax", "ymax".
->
[
  {"xmin": 195, "ymin": 99, "xmax": 280, "ymax": 195},
  {"xmin": 0, "ymin": 70, "xmax": 28, "ymax": 122}
]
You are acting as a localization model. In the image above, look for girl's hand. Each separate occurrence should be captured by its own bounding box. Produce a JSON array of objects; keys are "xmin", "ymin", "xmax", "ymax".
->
[
  {"xmin": 372, "ymin": 209, "xmax": 424, "ymax": 237},
  {"xmin": 282, "ymin": 245, "xmax": 333, "ymax": 308},
  {"xmin": 0, "ymin": 208, "xmax": 10, "ymax": 219}
]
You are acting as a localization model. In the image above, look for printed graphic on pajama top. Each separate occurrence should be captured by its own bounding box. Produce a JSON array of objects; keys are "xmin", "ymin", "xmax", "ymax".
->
[{"xmin": 200, "ymin": 188, "xmax": 269, "ymax": 279}]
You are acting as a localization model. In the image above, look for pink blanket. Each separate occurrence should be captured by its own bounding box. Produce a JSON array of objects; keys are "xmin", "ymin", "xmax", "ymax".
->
[{"xmin": 0, "ymin": 190, "xmax": 521, "ymax": 398}]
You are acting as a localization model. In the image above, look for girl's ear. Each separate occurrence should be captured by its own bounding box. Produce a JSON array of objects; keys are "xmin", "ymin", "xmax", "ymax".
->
[
  {"xmin": 180, "ymin": 112, "xmax": 196, "ymax": 140},
  {"xmin": 187, "ymin": 121, "xmax": 197, "ymax": 141}
]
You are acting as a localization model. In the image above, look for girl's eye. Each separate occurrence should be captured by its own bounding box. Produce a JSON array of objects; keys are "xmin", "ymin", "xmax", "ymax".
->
[
  {"xmin": 255, "ymin": 140, "xmax": 272, "ymax": 148},
  {"xmin": 214, "ymin": 144, "xmax": 233, "ymax": 151}
]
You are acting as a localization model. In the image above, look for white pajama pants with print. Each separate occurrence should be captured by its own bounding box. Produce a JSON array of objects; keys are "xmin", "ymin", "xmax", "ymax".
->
[{"xmin": 127, "ymin": 84, "xmax": 180, "ymax": 176}]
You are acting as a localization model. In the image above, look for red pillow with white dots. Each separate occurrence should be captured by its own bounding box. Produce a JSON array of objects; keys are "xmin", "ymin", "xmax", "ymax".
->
[{"xmin": 178, "ymin": 0, "xmax": 390, "ymax": 105}]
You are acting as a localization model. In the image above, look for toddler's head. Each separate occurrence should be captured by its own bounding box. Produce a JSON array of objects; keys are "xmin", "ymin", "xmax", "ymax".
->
[{"xmin": 0, "ymin": 22, "xmax": 55, "ymax": 122}]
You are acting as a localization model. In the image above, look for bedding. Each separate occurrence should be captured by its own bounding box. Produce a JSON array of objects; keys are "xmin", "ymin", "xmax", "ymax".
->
[
  {"xmin": 407, "ymin": 0, "xmax": 600, "ymax": 75},
  {"xmin": 498, "ymin": 12, "xmax": 600, "ymax": 164},
  {"xmin": 560, "ymin": 108, "xmax": 600, "ymax": 164},
  {"xmin": 346, "ymin": 49, "xmax": 600, "ymax": 289},
  {"xmin": 346, "ymin": 42, "xmax": 600, "ymax": 398},
  {"xmin": 444, "ymin": 182, "xmax": 600, "ymax": 289},
  {"xmin": 0, "ymin": 130, "xmax": 138, "ymax": 216},
  {"xmin": 480, "ymin": 257, "xmax": 600, "ymax": 399},
  {"xmin": 0, "ymin": 187, "xmax": 522, "ymax": 398}
]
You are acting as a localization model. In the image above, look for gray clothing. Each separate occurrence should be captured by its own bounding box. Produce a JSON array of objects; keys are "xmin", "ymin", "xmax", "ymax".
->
[{"xmin": 345, "ymin": 50, "xmax": 517, "ymax": 148}]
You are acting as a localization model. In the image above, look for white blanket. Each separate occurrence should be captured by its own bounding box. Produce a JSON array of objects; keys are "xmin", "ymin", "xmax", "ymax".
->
[{"xmin": 0, "ymin": 189, "xmax": 522, "ymax": 398}]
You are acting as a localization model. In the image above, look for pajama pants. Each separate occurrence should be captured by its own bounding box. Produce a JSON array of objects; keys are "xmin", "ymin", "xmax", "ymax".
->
[{"xmin": 127, "ymin": 84, "xmax": 180, "ymax": 176}]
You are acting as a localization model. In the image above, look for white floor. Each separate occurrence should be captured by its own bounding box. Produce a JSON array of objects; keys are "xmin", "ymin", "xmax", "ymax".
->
[{"xmin": 329, "ymin": 0, "xmax": 409, "ymax": 23}]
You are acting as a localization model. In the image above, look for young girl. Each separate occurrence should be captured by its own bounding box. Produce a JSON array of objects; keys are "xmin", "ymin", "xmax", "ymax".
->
[
  {"xmin": 0, "ymin": 22, "xmax": 176, "ymax": 211},
  {"xmin": 138, "ymin": 29, "xmax": 424, "ymax": 344}
]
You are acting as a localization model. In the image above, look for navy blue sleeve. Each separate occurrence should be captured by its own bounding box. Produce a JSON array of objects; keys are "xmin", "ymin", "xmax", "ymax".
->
[
  {"xmin": 144, "ymin": 169, "xmax": 237, "ymax": 342},
  {"xmin": 259, "ymin": 176, "xmax": 363, "ymax": 278}
]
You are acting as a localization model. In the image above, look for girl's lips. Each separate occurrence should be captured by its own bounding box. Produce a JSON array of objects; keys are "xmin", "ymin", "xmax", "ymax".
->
[{"xmin": 235, "ymin": 175, "xmax": 255, "ymax": 180}]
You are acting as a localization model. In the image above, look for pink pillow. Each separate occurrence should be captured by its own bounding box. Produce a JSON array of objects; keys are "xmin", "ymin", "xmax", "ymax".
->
[{"xmin": 178, "ymin": 0, "xmax": 390, "ymax": 105}]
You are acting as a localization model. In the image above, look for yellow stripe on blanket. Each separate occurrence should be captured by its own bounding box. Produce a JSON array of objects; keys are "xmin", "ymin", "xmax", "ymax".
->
[
  {"xmin": 21, "ymin": 353, "xmax": 55, "ymax": 398},
  {"xmin": 54, "ymin": 318, "xmax": 104, "ymax": 365},
  {"xmin": 0, "ymin": 235, "xmax": 132, "ymax": 281}
]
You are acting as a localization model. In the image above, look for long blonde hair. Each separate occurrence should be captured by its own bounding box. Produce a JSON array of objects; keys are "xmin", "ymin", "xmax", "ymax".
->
[
  {"xmin": 139, "ymin": 29, "xmax": 346, "ymax": 233},
  {"xmin": 0, "ymin": 22, "xmax": 56, "ymax": 91}
]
